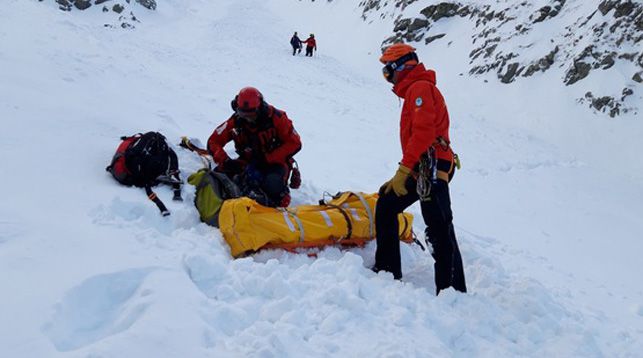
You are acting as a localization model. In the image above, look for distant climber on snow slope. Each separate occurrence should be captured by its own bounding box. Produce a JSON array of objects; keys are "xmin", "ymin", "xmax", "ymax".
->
[
  {"xmin": 302, "ymin": 33, "xmax": 317, "ymax": 57},
  {"xmin": 290, "ymin": 31, "xmax": 302, "ymax": 56}
]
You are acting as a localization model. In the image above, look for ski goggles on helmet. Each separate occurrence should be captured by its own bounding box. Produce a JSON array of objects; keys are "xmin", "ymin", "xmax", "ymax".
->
[
  {"xmin": 382, "ymin": 52, "xmax": 418, "ymax": 82},
  {"xmin": 236, "ymin": 106, "xmax": 258, "ymax": 114},
  {"xmin": 236, "ymin": 107, "xmax": 259, "ymax": 121}
]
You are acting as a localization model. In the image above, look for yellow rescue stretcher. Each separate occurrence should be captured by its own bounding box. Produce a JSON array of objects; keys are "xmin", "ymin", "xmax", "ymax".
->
[{"xmin": 218, "ymin": 191, "xmax": 414, "ymax": 257}]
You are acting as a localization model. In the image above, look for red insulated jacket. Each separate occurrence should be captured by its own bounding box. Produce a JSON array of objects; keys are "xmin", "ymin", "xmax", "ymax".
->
[
  {"xmin": 392, "ymin": 64, "xmax": 453, "ymax": 169},
  {"xmin": 207, "ymin": 105, "xmax": 301, "ymax": 167},
  {"xmin": 302, "ymin": 38, "xmax": 316, "ymax": 49}
]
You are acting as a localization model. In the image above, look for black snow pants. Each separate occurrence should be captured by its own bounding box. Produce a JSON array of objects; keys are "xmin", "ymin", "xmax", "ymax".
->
[
  {"xmin": 305, "ymin": 46, "xmax": 314, "ymax": 57},
  {"xmin": 374, "ymin": 175, "xmax": 466, "ymax": 295}
]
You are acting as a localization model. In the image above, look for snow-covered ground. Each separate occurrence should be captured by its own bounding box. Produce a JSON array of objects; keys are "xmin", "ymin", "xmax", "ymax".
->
[{"xmin": 1, "ymin": 0, "xmax": 642, "ymax": 356}]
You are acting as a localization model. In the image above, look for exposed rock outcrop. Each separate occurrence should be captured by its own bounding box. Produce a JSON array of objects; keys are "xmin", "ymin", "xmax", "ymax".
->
[
  {"xmin": 362, "ymin": 0, "xmax": 642, "ymax": 117},
  {"xmin": 44, "ymin": 0, "xmax": 156, "ymax": 29}
]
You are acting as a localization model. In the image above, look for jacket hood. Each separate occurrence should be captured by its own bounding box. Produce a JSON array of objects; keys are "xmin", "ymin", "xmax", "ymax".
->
[{"xmin": 392, "ymin": 64, "xmax": 436, "ymax": 98}]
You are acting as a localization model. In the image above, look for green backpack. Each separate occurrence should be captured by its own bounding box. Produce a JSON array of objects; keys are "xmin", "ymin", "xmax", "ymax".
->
[{"xmin": 187, "ymin": 169, "xmax": 241, "ymax": 227}]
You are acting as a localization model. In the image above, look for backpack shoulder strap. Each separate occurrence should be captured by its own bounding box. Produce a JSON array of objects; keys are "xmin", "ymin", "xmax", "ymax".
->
[{"xmin": 144, "ymin": 184, "xmax": 170, "ymax": 216}]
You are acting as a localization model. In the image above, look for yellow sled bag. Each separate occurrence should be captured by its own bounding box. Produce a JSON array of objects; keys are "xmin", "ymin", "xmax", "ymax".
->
[{"xmin": 219, "ymin": 191, "xmax": 414, "ymax": 257}]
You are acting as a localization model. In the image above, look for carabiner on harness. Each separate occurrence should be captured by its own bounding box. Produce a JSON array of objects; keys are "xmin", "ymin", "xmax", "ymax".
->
[{"xmin": 417, "ymin": 147, "xmax": 437, "ymax": 202}]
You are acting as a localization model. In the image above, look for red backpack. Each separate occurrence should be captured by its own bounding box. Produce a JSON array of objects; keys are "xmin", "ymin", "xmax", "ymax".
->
[{"xmin": 108, "ymin": 136, "xmax": 138, "ymax": 184}]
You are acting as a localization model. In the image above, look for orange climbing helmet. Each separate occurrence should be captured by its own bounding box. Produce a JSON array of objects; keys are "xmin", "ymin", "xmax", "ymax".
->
[
  {"xmin": 379, "ymin": 43, "xmax": 418, "ymax": 64},
  {"xmin": 380, "ymin": 43, "xmax": 419, "ymax": 82}
]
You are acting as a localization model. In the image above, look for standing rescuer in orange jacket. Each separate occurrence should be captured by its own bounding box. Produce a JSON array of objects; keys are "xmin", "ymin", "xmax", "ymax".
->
[{"xmin": 373, "ymin": 43, "xmax": 466, "ymax": 295}]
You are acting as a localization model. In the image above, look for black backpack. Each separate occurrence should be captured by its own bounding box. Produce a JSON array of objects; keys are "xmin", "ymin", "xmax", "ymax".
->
[{"xmin": 106, "ymin": 132, "xmax": 182, "ymax": 215}]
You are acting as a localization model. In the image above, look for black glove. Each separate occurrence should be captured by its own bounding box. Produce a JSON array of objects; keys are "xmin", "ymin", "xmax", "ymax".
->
[{"xmin": 223, "ymin": 159, "xmax": 245, "ymax": 175}]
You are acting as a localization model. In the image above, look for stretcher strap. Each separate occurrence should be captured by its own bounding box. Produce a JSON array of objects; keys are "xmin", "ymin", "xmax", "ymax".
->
[
  {"xmin": 325, "ymin": 204, "xmax": 353, "ymax": 242},
  {"xmin": 319, "ymin": 211, "xmax": 333, "ymax": 227},
  {"xmin": 353, "ymin": 192, "xmax": 375, "ymax": 239},
  {"xmin": 291, "ymin": 211, "xmax": 305, "ymax": 243},
  {"xmin": 343, "ymin": 204, "xmax": 362, "ymax": 221},
  {"xmin": 281, "ymin": 211, "xmax": 296, "ymax": 231},
  {"xmin": 280, "ymin": 208, "xmax": 305, "ymax": 243}
]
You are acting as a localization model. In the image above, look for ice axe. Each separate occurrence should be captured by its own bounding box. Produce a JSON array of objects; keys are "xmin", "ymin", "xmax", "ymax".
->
[{"xmin": 180, "ymin": 136, "xmax": 213, "ymax": 169}]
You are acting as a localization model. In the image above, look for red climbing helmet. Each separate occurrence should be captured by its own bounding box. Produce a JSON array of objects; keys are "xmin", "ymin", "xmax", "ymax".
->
[{"xmin": 234, "ymin": 87, "xmax": 263, "ymax": 112}]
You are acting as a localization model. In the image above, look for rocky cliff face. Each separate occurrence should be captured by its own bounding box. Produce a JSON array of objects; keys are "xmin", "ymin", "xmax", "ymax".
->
[
  {"xmin": 42, "ymin": 0, "xmax": 157, "ymax": 28},
  {"xmin": 360, "ymin": 0, "xmax": 642, "ymax": 117}
]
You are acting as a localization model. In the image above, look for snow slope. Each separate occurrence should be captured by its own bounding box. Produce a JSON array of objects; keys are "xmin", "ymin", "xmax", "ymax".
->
[{"xmin": 1, "ymin": 0, "xmax": 642, "ymax": 356}]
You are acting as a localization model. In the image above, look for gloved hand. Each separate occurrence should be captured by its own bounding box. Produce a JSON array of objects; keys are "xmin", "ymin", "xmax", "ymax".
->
[
  {"xmin": 222, "ymin": 158, "xmax": 245, "ymax": 175},
  {"xmin": 383, "ymin": 165, "xmax": 411, "ymax": 197},
  {"xmin": 244, "ymin": 163, "xmax": 263, "ymax": 184}
]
